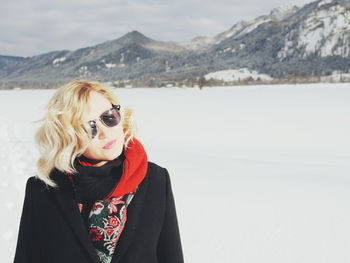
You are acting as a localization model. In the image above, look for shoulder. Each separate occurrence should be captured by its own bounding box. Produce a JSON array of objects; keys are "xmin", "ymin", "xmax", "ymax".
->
[
  {"xmin": 147, "ymin": 161, "xmax": 168, "ymax": 175},
  {"xmin": 25, "ymin": 176, "xmax": 49, "ymax": 190},
  {"xmin": 20, "ymin": 176, "xmax": 52, "ymax": 207},
  {"xmin": 146, "ymin": 161, "xmax": 171, "ymax": 188},
  {"xmin": 24, "ymin": 175, "xmax": 58, "ymax": 197},
  {"xmin": 147, "ymin": 161, "xmax": 170, "ymax": 179}
]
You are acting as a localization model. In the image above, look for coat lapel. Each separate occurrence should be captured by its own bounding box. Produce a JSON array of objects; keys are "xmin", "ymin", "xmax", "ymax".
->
[
  {"xmin": 111, "ymin": 164, "xmax": 150, "ymax": 263},
  {"xmin": 50, "ymin": 169, "xmax": 101, "ymax": 263}
]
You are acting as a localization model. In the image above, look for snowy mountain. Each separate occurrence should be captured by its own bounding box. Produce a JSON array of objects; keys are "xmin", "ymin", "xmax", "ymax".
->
[
  {"xmin": 179, "ymin": 4, "xmax": 300, "ymax": 52},
  {"xmin": 277, "ymin": 0, "xmax": 350, "ymax": 59},
  {"xmin": 1, "ymin": 0, "xmax": 350, "ymax": 87},
  {"xmin": 217, "ymin": 4, "xmax": 299, "ymax": 43},
  {"xmin": 193, "ymin": 0, "xmax": 350, "ymax": 78},
  {"xmin": 177, "ymin": 4, "xmax": 300, "ymax": 52}
]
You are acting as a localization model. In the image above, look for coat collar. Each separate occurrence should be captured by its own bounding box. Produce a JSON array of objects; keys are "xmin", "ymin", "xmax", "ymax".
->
[
  {"xmin": 50, "ymin": 165, "xmax": 150, "ymax": 263},
  {"xmin": 50, "ymin": 168, "xmax": 101, "ymax": 263}
]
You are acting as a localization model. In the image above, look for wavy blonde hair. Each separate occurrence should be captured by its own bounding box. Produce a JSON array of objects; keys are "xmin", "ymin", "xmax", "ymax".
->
[{"xmin": 34, "ymin": 81, "xmax": 139, "ymax": 187}]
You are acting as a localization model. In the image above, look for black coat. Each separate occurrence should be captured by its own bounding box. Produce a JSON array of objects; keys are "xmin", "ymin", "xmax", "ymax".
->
[{"xmin": 14, "ymin": 162, "xmax": 184, "ymax": 263}]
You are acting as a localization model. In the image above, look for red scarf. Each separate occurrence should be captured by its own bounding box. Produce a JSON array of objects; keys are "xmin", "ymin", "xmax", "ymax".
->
[{"xmin": 106, "ymin": 137, "xmax": 148, "ymax": 198}]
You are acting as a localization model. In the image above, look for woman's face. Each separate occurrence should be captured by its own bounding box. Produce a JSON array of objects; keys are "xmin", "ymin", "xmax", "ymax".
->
[{"xmin": 81, "ymin": 91, "xmax": 125, "ymax": 166}]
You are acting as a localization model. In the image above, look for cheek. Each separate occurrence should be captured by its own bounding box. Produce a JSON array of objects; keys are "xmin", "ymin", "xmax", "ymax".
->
[
  {"xmin": 83, "ymin": 142, "xmax": 99, "ymax": 157},
  {"xmin": 114, "ymin": 124, "xmax": 125, "ymax": 142},
  {"xmin": 82, "ymin": 125, "xmax": 125, "ymax": 157}
]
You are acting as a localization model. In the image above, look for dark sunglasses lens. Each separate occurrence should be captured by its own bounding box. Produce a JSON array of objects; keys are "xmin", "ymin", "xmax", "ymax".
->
[
  {"xmin": 88, "ymin": 121, "xmax": 98, "ymax": 139},
  {"xmin": 101, "ymin": 110, "xmax": 120, "ymax": 127},
  {"xmin": 91, "ymin": 127, "xmax": 98, "ymax": 139}
]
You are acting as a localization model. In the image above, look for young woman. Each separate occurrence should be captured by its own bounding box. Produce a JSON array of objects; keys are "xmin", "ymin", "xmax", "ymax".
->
[{"xmin": 14, "ymin": 81, "xmax": 184, "ymax": 263}]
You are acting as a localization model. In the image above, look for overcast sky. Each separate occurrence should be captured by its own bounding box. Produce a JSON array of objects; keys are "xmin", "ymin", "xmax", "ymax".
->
[{"xmin": 1, "ymin": 0, "xmax": 314, "ymax": 57}]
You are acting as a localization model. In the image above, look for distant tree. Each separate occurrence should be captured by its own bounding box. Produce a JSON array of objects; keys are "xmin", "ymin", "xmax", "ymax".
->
[{"xmin": 198, "ymin": 76, "xmax": 206, "ymax": 89}]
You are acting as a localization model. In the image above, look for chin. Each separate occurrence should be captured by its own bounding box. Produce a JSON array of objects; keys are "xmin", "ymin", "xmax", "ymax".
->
[{"xmin": 107, "ymin": 147, "xmax": 123, "ymax": 159}]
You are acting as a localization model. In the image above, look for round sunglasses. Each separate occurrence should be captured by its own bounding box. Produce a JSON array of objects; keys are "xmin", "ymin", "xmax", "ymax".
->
[{"xmin": 81, "ymin": 104, "xmax": 121, "ymax": 139}]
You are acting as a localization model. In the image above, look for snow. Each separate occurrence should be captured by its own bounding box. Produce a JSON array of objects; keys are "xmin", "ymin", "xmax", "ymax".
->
[
  {"xmin": 78, "ymin": 66, "xmax": 91, "ymax": 77},
  {"xmin": 318, "ymin": 0, "xmax": 333, "ymax": 8},
  {"xmin": 224, "ymin": 22, "xmax": 247, "ymax": 39},
  {"xmin": 180, "ymin": 4, "xmax": 298, "ymax": 52},
  {"xmin": 278, "ymin": 3, "xmax": 350, "ymax": 59},
  {"xmin": 105, "ymin": 63, "xmax": 116, "ymax": 68},
  {"xmin": 237, "ymin": 18, "xmax": 271, "ymax": 37},
  {"xmin": 205, "ymin": 68, "xmax": 273, "ymax": 82},
  {"xmin": 52, "ymin": 57, "xmax": 66, "ymax": 66},
  {"xmin": 224, "ymin": 17, "xmax": 270, "ymax": 40},
  {"xmin": 298, "ymin": 5, "xmax": 350, "ymax": 58},
  {"xmin": 2, "ymin": 83, "xmax": 350, "ymax": 263},
  {"xmin": 277, "ymin": 39, "xmax": 294, "ymax": 59},
  {"xmin": 320, "ymin": 71, "xmax": 350, "ymax": 82},
  {"xmin": 270, "ymin": 4, "xmax": 297, "ymax": 15},
  {"xmin": 222, "ymin": 4, "xmax": 298, "ymax": 42}
]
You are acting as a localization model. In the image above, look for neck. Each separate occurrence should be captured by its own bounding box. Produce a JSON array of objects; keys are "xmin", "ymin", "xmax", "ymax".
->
[{"xmin": 78, "ymin": 155, "xmax": 113, "ymax": 167}]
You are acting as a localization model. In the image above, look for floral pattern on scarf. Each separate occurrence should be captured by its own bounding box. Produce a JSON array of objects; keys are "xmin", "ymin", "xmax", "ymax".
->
[{"xmin": 85, "ymin": 193, "xmax": 135, "ymax": 263}]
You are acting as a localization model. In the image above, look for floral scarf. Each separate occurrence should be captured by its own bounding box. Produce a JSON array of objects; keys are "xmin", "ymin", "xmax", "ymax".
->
[{"xmin": 86, "ymin": 193, "xmax": 135, "ymax": 263}]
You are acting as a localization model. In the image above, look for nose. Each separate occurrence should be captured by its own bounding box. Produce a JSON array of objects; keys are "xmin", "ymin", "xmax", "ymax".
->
[{"xmin": 96, "ymin": 120, "xmax": 108, "ymax": 140}]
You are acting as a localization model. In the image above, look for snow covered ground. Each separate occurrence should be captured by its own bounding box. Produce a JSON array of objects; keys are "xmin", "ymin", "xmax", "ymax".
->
[
  {"xmin": 1, "ymin": 83, "xmax": 350, "ymax": 263},
  {"xmin": 205, "ymin": 68, "xmax": 273, "ymax": 82}
]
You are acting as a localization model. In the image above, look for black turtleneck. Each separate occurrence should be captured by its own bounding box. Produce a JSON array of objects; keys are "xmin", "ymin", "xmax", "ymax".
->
[
  {"xmin": 70, "ymin": 150, "xmax": 125, "ymax": 203},
  {"xmin": 70, "ymin": 151, "xmax": 125, "ymax": 228}
]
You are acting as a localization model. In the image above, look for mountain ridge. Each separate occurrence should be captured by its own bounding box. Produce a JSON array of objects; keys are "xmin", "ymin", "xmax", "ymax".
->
[{"xmin": 1, "ymin": 0, "xmax": 350, "ymax": 88}]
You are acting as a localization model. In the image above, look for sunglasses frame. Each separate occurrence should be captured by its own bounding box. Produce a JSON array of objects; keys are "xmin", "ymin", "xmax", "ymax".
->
[{"xmin": 81, "ymin": 104, "xmax": 121, "ymax": 139}]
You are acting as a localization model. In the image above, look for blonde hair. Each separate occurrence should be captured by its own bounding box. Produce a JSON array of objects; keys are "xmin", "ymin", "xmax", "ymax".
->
[{"xmin": 34, "ymin": 81, "xmax": 139, "ymax": 187}]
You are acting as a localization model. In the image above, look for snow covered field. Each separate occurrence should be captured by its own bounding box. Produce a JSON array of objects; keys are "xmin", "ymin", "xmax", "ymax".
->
[
  {"xmin": 1, "ymin": 83, "xmax": 350, "ymax": 263},
  {"xmin": 204, "ymin": 68, "xmax": 273, "ymax": 82}
]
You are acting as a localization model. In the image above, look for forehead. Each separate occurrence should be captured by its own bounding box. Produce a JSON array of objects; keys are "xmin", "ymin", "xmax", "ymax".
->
[{"xmin": 82, "ymin": 91, "xmax": 112, "ymax": 122}]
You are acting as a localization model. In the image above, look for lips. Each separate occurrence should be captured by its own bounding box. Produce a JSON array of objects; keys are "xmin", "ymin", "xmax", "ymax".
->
[{"xmin": 103, "ymin": 139, "xmax": 116, "ymax": 149}]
